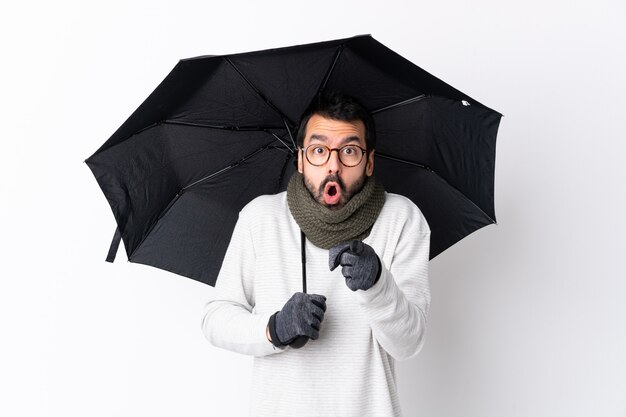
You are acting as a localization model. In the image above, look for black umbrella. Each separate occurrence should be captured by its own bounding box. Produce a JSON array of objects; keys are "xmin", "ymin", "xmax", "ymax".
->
[{"xmin": 85, "ymin": 34, "xmax": 501, "ymax": 287}]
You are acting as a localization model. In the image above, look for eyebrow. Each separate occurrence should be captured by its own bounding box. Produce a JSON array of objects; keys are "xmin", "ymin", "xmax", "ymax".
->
[{"xmin": 309, "ymin": 134, "xmax": 362, "ymax": 146}]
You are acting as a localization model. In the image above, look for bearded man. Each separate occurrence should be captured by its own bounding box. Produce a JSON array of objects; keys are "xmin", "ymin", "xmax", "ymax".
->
[{"xmin": 201, "ymin": 91, "xmax": 431, "ymax": 417}]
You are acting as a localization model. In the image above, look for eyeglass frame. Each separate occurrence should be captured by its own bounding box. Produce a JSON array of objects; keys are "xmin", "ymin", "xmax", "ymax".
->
[{"xmin": 300, "ymin": 144, "xmax": 369, "ymax": 167}]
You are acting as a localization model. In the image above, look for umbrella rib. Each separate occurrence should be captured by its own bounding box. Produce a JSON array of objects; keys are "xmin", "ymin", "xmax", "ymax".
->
[
  {"xmin": 268, "ymin": 131, "xmax": 294, "ymax": 154},
  {"xmin": 223, "ymin": 56, "xmax": 296, "ymax": 130},
  {"xmin": 129, "ymin": 143, "xmax": 279, "ymax": 261},
  {"xmin": 125, "ymin": 120, "xmax": 286, "ymax": 140},
  {"xmin": 376, "ymin": 152, "xmax": 431, "ymax": 170},
  {"xmin": 375, "ymin": 152, "xmax": 497, "ymax": 224},
  {"xmin": 282, "ymin": 118, "xmax": 296, "ymax": 151},
  {"xmin": 318, "ymin": 44, "xmax": 345, "ymax": 94},
  {"xmin": 182, "ymin": 144, "xmax": 274, "ymax": 191},
  {"xmin": 161, "ymin": 119, "xmax": 295, "ymax": 153},
  {"xmin": 162, "ymin": 120, "xmax": 285, "ymax": 131},
  {"xmin": 120, "ymin": 129, "xmax": 291, "ymax": 198},
  {"xmin": 165, "ymin": 119, "xmax": 294, "ymax": 151},
  {"xmin": 371, "ymin": 94, "xmax": 429, "ymax": 114},
  {"xmin": 132, "ymin": 120, "xmax": 160, "ymax": 136}
]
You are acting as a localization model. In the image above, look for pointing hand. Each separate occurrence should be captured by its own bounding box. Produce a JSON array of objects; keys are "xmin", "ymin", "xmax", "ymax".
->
[{"xmin": 329, "ymin": 240, "xmax": 381, "ymax": 291}]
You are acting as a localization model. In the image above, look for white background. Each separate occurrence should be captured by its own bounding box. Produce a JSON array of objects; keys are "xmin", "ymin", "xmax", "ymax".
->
[{"xmin": 1, "ymin": 1, "xmax": 625, "ymax": 416}]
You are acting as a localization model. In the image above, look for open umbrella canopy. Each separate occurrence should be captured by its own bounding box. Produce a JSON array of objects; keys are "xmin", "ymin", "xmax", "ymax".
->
[{"xmin": 85, "ymin": 34, "xmax": 502, "ymax": 286}]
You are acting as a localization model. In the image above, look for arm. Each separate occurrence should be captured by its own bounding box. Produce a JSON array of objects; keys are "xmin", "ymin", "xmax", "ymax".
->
[
  {"xmin": 355, "ymin": 204, "xmax": 431, "ymax": 361},
  {"xmin": 200, "ymin": 209, "xmax": 287, "ymax": 357}
]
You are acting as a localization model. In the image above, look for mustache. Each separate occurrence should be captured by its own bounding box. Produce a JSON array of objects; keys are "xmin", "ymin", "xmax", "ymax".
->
[{"xmin": 319, "ymin": 174, "xmax": 346, "ymax": 195}]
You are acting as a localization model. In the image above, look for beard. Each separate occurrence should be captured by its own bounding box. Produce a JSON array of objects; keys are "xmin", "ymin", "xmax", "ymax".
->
[{"xmin": 303, "ymin": 170, "xmax": 367, "ymax": 210}]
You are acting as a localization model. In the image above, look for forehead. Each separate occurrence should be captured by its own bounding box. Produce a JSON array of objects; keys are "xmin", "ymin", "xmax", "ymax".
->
[{"xmin": 303, "ymin": 114, "xmax": 366, "ymax": 146}]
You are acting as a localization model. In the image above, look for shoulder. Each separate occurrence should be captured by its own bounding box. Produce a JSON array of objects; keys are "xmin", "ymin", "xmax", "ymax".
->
[{"xmin": 379, "ymin": 192, "xmax": 431, "ymax": 234}]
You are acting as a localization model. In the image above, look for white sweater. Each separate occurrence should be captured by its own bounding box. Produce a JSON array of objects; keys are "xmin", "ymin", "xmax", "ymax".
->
[{"xmin": 201, "ymin": 191, "xmax": 431, "ymax": 417}]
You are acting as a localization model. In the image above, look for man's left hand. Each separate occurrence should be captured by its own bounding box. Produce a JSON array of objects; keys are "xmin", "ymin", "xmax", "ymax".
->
[{"xmin": 329, "ymin": 240, "xmax": 381, "ymax": 291}]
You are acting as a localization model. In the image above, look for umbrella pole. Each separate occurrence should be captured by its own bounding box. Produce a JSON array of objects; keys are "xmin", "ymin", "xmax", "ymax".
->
[
  {"xmin": 288, "ymin": 230, "xmax": 310, "ymax": 349},
  {"xmin": 300, "ymin": 230, "xmax": 307, "ymax": 293}
]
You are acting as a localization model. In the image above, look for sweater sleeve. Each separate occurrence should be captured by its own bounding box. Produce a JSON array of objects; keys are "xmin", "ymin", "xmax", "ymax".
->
[
  {"xmin": 355, "ymin": 203, "xmax": 431, "ymax": 361},
  {"xmin": 201, "ymin": 209, "xmax": 287, "ymax": 357}
]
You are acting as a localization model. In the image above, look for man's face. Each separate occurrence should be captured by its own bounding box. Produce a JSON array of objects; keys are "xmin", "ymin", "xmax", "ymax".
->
[{"xmin": 297, "ymin": 114, "xmax": 375, "ymax": 210}]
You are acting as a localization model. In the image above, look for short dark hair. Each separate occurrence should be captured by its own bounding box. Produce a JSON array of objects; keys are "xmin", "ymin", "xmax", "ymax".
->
[{"xmin": 296, "ymin": 91, "xmax": 376, "ymax": 152}]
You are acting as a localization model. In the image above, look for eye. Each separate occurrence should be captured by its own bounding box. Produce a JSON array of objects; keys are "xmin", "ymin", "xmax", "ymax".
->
[
  {"xmin": 313, "ymin": 146, "xmax": 327, "ymax": 155},
  {"xmin": 342, "ymin": 146, "xmax": 357, "ymax": 155}
]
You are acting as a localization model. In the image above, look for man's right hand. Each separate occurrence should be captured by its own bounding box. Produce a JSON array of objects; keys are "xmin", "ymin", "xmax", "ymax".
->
[{"xmin": 268, "ymin": 292, "xmax": 327, "ymax": 347}]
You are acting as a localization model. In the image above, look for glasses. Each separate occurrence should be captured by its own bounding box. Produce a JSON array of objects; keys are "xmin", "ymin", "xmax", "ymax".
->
[{"xmin": 301, "ymin": 144, "xmax": 367, "ymax": 167}]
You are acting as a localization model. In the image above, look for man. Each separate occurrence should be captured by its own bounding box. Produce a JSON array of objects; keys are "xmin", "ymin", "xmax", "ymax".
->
[{"xmin": 201, "ymin": 92, "xmax": 431, "ymax": 417}]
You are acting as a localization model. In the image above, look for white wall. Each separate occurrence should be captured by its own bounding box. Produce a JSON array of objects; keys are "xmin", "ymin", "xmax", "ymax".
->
[{"xmin": 1, "ymin": 1, "xmax": 624, "ymax": 416}]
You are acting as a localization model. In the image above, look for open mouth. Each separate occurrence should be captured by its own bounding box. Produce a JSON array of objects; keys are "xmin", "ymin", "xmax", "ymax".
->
[{"xmin": 323, "ymin": 182, "xmax": 341, "ymax": 205}]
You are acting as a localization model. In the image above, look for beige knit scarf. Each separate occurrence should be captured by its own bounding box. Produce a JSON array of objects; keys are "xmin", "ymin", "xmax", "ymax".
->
[{"xmin": 286, "ymin": 171, "xmax": 386, "ymax": 249}]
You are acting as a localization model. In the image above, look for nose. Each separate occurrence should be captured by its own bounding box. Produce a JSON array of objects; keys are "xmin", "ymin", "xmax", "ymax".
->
[{"xmin": 327, "ymin": 149, "xmax": 341, "ymax": 174}]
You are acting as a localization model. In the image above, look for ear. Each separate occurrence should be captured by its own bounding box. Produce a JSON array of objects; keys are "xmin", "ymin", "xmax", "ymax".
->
[
  {"xmin": 365, "ymin": 150, "xmax": 375, "ymax": 176},
  {"xmin": 297, "ymin": 149, "xmax": 303, "ymax": 174}
]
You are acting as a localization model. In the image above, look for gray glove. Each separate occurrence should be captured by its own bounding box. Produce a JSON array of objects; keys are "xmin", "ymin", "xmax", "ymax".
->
[
  {"xmin": 329, "ymin": 240, "xmax": 382, "ymax": 292},
  {"xmin": 268, "ymin": 292, "xmax": 327, "ymax": 348}
]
